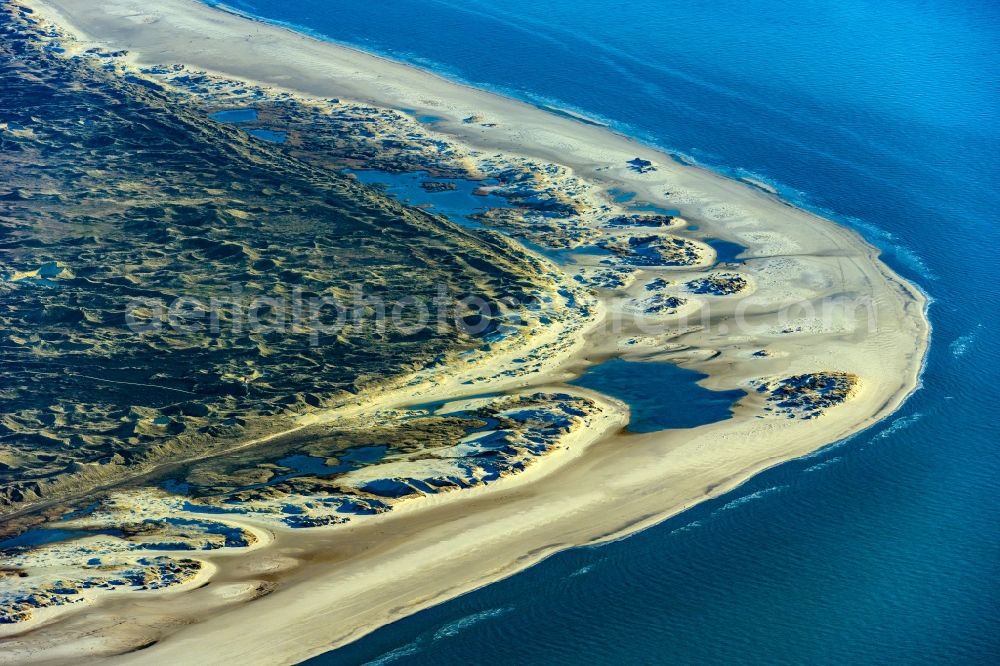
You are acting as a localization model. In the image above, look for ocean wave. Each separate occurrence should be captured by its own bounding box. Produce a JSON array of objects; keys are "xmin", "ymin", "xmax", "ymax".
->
[
  {"xmin": 871, "ymin": 412, "xmax": 924, "ymax": 443},
  {"xmin": 799, "ymin": 431, "xmax": 860, "ymax": 460},
  {"xmin": 569, "ymin": 564, "xmax": 595, "ymax": 577},
  {"xmin": 648, "ymin": 149, "xmax": 936, "ymax": 284},
  {"xmin": 361, "ymin": 606, "xmax": 514, "ymax": 663},
  {"xmin": 432, "ymin": 607, "xmax": 513, "ymax": 640},
  {"xmin": 950, "ymin": 324, "xmax": 982, "ymax": 357},
  {"xmin": 202, "ymin": 1, "xmax": 466, "ymax": 85},
  {"xmin": 202, "ymin": 0, "xmax": 936, "ymax": 293},
  {"xmin": 520, "ymin": 92, "xmax": 619, "ymax": 128},
  {"xmin": 362, "ymin": 640, "xmax": 425, "ymax": 666},
  {"xmin": 456, "ymin": 0, "xmax": 839, "ymax": 135},
  {"xmin": 826, "ymin": 215, "xmax": 938, "ymax": 280},
  {"xmin": 714, "ymin": 485, "xmax": 787, "ymax": 515},
  {"xmin": 889, "ymin": 244, "xmax": 938, "ymax": 280},
  {"xmin": 427, "ymin": 0, "xmax": 566, "ymax": 49},
  {"xmin": 201, "ymin": 1, "xmax": 349, "ymax": 46},
  {"xmin": 225, "ymin": 0, "xmax": 259, "ymax": 13},
  {"xmin": 804, "ymin": 456, "xmax": 842, "ymax": 473},
  {"xmin": 669, "ymin": 520, "xmax": 703, "ymax": 535}
]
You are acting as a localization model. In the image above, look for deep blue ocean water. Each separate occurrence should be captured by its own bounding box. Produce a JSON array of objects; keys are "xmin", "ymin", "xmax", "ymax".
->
[{"xmin": 205, "ymin": 0, "xmax": 999, "ymax": 663}]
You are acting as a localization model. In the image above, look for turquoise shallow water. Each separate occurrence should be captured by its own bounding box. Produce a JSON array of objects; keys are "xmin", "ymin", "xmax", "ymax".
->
[{"xmin": 205, "ymin": 0, "xmax": 1000, "ymax": 663}]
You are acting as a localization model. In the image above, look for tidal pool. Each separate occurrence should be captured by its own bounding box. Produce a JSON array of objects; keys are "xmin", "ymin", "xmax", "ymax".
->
[
  {"xmin": 705, "ymin": 238, "xmax": 747, "ymax": 265},
  {"xmin": 569, "ymin": 358, "xmax": 744, "ymax": 432},
  {"xmin": 348, "ymin": 169, "xmax": 513, "ymax": 228},
  {"xmin": 208, "ymin": 108, "xmax": 258, "ymax": 123}
]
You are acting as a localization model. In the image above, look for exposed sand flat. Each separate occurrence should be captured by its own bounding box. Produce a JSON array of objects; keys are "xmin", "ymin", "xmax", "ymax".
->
[{"xmin": 6, "ymin": 0, "xmax": 928, "ymax": 663}]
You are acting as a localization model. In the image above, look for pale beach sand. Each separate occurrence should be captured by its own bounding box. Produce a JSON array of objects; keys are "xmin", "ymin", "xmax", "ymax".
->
[{"xmin": 3, "ymin": 0, "xmax": 929, "ymax": 662}]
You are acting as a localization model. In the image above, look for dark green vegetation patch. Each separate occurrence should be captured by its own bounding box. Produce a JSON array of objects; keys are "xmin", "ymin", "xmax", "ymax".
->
[{"xmin": 0, "ymin": 7, "xmax": 545, "ymax": 516}]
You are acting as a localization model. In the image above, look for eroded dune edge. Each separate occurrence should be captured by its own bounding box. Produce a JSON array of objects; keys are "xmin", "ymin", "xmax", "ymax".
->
[{"xmin": 1, "ymin": 0, "xmax": 928, "ymax": 662}]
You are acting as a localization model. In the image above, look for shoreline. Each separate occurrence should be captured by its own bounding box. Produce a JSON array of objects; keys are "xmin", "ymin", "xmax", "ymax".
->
[
  {"xmin": 204, "ymin": 0, "xmax": 911, "ymax": 271},
  {"xmin": 4, "ymin": 0, "xmax": 929, "ymax": 663}
]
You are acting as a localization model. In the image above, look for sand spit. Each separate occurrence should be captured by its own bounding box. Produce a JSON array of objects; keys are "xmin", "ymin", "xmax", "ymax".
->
[{"xmin": 3, "ymin": 0, "xmax": 928, "ymax": 662}]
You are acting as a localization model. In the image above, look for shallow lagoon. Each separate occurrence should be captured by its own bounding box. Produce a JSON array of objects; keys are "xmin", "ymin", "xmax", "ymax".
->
[
  {"xmin": 349, "ymin": 169, "xmax": 513, "ymax": 228},
  {"xmin": 569, "ymin": 359, "xmax": 743, "ymax": 432},
  {"xmin": 247, "ymin": 128, "xmax": 287, "ymax": 143},
  {"xmin": 0, "ymin": 527, "xmax": 125, "ymax": 554},
  {"xmin": 705, "ymin": 238, "xmax": 747, "ymax": 265},
  {"xmin": 208, "ymin": 108, "xmax": 257, "ymax": 123}
]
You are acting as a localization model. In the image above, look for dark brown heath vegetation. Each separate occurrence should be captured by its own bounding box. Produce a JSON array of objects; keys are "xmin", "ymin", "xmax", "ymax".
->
[{"xmin": 0, "ymin": 6, "xmax": 548, "ymax": 520}]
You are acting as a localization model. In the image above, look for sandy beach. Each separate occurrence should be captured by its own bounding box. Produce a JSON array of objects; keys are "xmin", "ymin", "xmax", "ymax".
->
[{"xmin": 2, "ymin": 0, "xmax": 929, "ymax": 662}]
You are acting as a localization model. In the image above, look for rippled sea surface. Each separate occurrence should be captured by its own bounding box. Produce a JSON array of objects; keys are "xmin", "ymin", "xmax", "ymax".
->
[{"xmin": 207, "ymin": 0, "xmax": 1000, "ymax": 662}]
